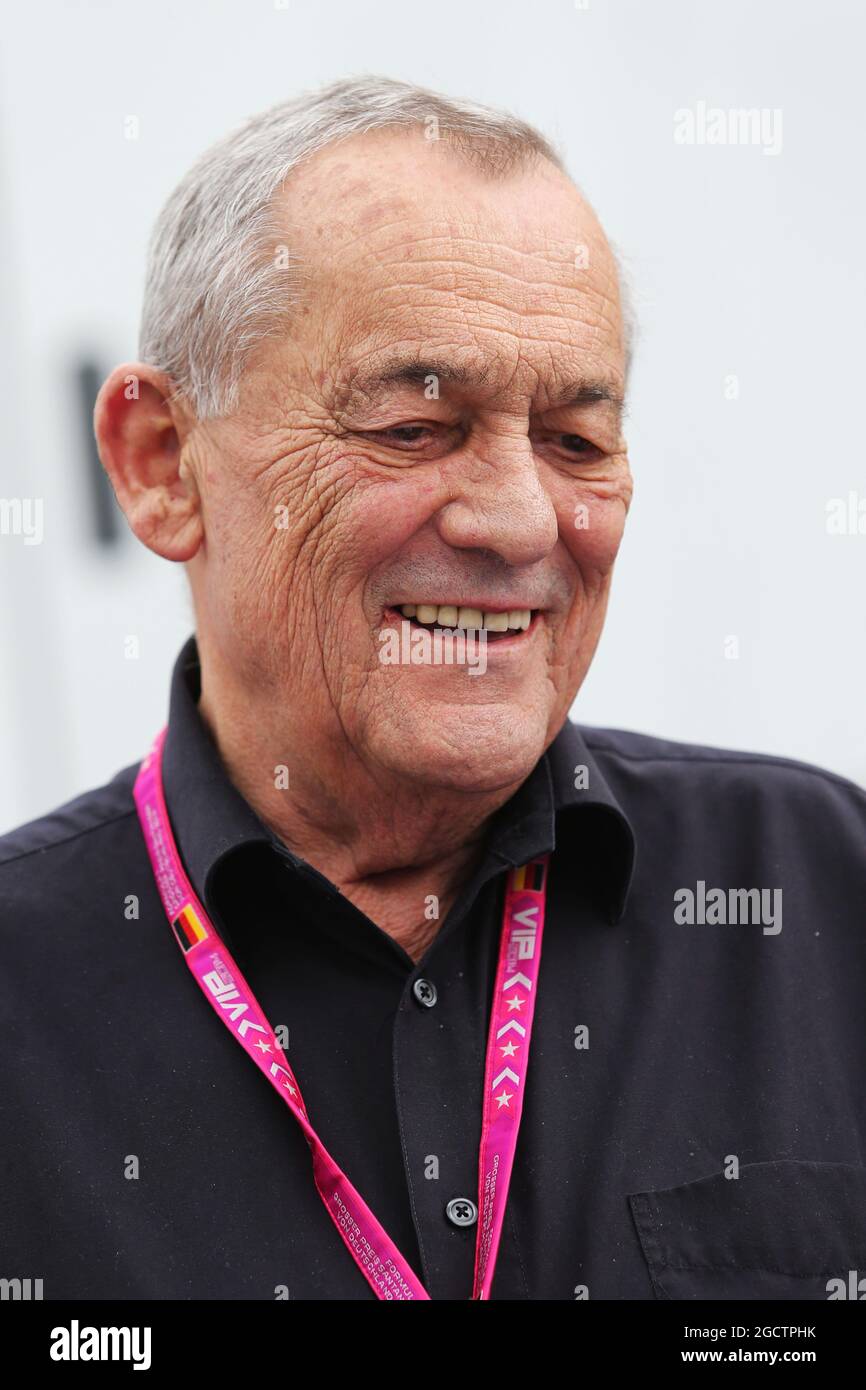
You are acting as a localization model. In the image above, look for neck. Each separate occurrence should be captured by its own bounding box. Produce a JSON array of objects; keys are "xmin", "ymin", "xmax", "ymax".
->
[{"xmin": 197, "ymin": 664, "xmax": 522, "ymax": 962}]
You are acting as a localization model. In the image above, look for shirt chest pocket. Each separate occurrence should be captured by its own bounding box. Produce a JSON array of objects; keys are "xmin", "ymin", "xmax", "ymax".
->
[{"xmin": 628, "ymin": 1160, "xmax": 866, "ymax": 1300}]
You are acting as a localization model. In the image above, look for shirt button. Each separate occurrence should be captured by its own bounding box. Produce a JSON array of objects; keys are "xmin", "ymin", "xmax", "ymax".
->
[
  {"xmin": 445, "ymin": 1197, "xmax": 478, "ymax": 1228},
  {"xmin": 412, "ymin": 977, "xmax": 438, "ymax": 1008}
]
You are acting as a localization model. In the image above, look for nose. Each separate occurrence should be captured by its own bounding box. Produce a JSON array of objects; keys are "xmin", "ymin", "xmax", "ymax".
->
[{"xmin": 435, "ymin": 438, "xmax": 558, "ymax": 566}]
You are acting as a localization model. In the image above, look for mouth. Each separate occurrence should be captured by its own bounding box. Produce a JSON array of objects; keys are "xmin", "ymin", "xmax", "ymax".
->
[{"xmin": 383, "ymin": 603, "xmax": 541, "ymax": 644}]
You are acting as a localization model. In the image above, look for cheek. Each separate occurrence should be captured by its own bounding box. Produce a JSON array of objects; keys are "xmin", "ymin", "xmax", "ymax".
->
[
  {"xmin": 559, "ymin": 491, "xmax": 627, "ymax": 584},
  {"xmin": 319, "ymin": 466, "xmax": 443, "ymax": 588},
  {"xmin": 202, "ymin": 491, "xmax": 270, "ymax": 600},
  {"xmin": 243, "ymin": 459, "xmax": 445, "ymax": 646},
  {"xmin": 198, "ymin": 455, "xmax": 322, "ymax": 652}
]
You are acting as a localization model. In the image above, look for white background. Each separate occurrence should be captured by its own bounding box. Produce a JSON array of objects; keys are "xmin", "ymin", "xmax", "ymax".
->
[{"xmin": 0, "ymin": 0, "xmax": 863, "ymax": 833}]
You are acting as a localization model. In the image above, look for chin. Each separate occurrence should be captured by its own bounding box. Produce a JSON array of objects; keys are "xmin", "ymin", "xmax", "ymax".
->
[{"xmin": 368, "ymin": 699, "xmax": 549, "ymax": 794}]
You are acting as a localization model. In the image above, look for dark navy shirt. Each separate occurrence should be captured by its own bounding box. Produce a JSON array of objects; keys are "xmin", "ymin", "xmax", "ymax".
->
[{"xmin": 2, "ymin": 636, "xmax": 866, "ymax": 1301}]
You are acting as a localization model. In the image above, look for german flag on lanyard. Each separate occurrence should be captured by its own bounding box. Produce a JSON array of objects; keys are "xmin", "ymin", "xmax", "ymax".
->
[
  {"xmin": 511, "ymin": 859, "xmax": 547, "ymax": 893},
  {"xmin": 172, "ymin": 903, "xmax": 208, "ymax": 952}
]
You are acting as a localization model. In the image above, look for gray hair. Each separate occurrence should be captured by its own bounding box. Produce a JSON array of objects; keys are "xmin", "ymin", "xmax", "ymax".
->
[{"xmin": 139, "ymin": 75, "xmax": 629, "ymax": 420}]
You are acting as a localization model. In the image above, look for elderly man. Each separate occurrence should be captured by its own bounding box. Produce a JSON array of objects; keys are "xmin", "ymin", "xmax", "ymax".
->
[{"xmin": 1, "ymin": 76, "xmax": 865, "ymax": 1304}]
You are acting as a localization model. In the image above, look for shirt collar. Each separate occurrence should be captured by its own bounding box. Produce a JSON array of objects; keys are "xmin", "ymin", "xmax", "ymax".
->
[
  {"xmin": 487, "ymin": 715, "xmax": 636, "ymax": 922},
  {"xmin": 162, "ymin": 637, "xmax": 272, "ymax": 907},
  {"xmin": 162, "ymin": 635, "xmax": 636, "ymax": 925}
]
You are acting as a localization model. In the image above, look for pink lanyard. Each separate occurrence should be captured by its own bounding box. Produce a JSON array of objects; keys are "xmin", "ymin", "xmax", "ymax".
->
[{"xmin": 134, "ymin": 727, "xmax": 549, "ymax": 1301}]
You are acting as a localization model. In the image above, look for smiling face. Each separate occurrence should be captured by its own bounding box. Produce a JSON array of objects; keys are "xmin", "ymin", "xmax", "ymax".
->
[{"xmin": 185, "ymin": 127, "xmax": 632, "ymax": 795}]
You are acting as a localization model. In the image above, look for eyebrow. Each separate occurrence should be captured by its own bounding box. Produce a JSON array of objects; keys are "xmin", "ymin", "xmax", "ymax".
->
[{"xmin": 332, "ymin": 354, "xmax": 625, "ymax": 417}]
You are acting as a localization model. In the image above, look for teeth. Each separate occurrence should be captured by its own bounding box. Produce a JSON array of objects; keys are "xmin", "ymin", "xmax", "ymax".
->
[
  {"xmin": 399, "ymin": 604, "xmax": 532, "ymax": 632},
  {"xmin": 483, "ymin": 611, "xmax": 509, "ymax": 632}
]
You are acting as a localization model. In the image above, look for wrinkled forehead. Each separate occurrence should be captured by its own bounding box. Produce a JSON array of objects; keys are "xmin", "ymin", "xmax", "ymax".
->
[{"xmin": 277, "ymin": 129, "xmax": 626, "ymax": 399}]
